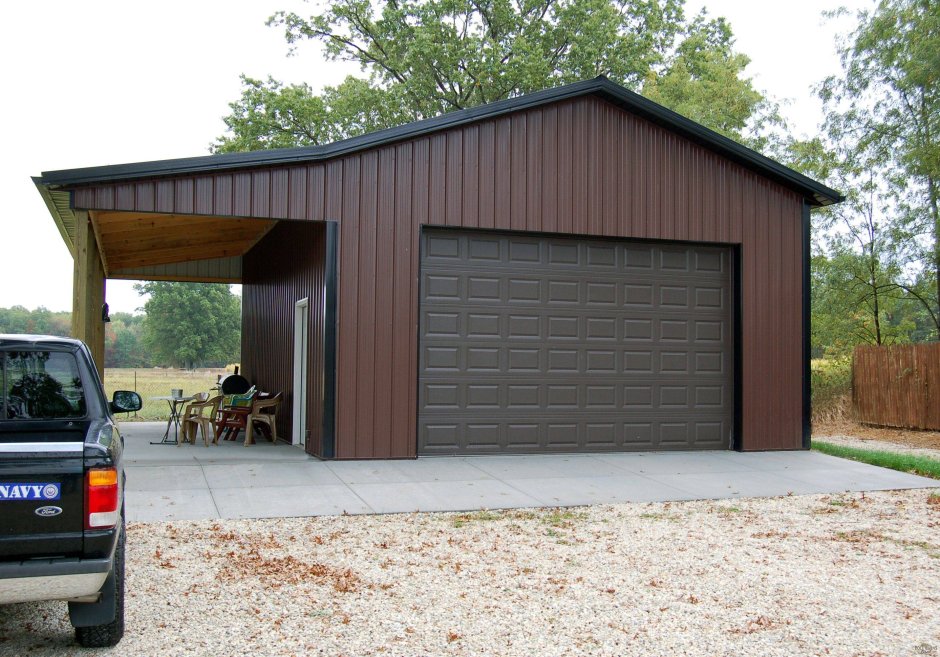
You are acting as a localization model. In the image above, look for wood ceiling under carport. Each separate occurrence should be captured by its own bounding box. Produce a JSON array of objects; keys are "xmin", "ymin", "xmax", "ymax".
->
[{"xmin": 90, "ymin": 211, "xmax": 275, "ymax": 279}]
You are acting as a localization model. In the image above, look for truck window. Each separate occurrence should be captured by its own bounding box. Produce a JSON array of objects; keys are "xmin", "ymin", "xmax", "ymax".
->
[{"xmin": 1, "ymin": 351, "xmax": 87, "ymax": 420}]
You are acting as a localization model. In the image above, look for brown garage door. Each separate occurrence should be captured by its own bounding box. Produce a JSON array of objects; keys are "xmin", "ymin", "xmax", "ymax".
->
[{"xmin": 418, "ymin": 230, "xmax": 734, "ymax": 454}]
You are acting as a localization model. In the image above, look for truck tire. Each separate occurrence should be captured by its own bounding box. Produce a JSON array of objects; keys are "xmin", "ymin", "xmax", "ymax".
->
[{"xmin": 73, "ymin": 522, "xmax": 125, "ymax": 648}]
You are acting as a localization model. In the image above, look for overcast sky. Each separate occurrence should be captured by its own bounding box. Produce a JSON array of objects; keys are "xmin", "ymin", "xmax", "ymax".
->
[{"xmin": 0, "ymin": 0, "xmax": 866, "ymax": 315}]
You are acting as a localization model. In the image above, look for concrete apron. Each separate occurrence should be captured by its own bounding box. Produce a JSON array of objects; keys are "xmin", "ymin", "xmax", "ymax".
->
[{"xmin": 120, "ymin": 422, "xmax": 938, "ymax": 523}]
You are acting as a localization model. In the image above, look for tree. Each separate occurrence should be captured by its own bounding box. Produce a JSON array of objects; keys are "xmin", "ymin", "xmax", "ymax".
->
[
  {"xmin": 796, "ymin": 111, "xmax": 921, "ymax": 351},
  {"xmin": 641, "ymin": 12, "xmax": 770, "ymax": 143},
  {"xmin": 135, "ymin": 283, "xmax": 241, "ymax": 369},
  {"xmin": 104, "ymin": 313, "xmax": 150, "ymax": 369},
  {"xmin": 820, "ymin": 0, "xmax": 940, "ymax": 339},
  {"xmin": 214, "ymin": 0, "xmax": 773, "ymax": 153}
]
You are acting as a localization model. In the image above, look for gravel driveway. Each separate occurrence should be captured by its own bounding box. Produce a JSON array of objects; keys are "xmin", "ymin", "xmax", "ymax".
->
[{"xmin": 1, "ymin": 489, "xmax": 938, "ymax": 657}]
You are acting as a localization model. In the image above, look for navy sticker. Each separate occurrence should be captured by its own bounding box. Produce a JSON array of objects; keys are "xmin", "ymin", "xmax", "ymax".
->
[{"xmin": 0, "ymin": 483, "xmax": 61, "ymax": 501}]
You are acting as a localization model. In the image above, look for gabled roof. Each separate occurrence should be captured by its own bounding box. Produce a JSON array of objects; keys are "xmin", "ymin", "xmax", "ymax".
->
[{"xmin": 36, "ymin": 76, "xmax": 842, "ymax": 207}]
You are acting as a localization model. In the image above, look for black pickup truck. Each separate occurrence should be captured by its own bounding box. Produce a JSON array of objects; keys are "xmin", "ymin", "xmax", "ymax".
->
[{"xmin": 0, "ymin": 335, "xmax": 141, "ymax": 647}]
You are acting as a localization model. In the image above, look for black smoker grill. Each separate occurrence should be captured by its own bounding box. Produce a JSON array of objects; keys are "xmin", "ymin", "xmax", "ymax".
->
[{"xmin": 218, "ymin": 373, "xmax": 251, "ymax": 395}]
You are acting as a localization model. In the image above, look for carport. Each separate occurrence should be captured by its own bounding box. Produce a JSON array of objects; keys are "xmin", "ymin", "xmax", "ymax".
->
[{"xmin": 33, "ymin": 180, "xmax": 331, "ymax": 456}]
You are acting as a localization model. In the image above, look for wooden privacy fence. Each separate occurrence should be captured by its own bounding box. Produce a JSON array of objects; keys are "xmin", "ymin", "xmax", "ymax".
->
[{"xmin": 853, "ymin": 343, "xmax": 940, "ymax": 431}]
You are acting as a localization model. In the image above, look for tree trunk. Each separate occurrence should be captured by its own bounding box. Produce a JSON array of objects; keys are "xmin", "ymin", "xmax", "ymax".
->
[
  {"xmin": 868, "ymin": 244, "xmax": 883, "ymax": 346},
  {"xmin": 873, "ymin": 287, "xmax": 882, "ymax": 345},
  {"xmin": 930, "ymin": 174, "xmax": 940, "ymax": 341}
]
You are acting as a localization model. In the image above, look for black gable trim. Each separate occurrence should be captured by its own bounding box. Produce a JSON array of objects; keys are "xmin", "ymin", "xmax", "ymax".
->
[{"xmin": 38, "ymin": 77, "xmax": 842, "ymax": 206}]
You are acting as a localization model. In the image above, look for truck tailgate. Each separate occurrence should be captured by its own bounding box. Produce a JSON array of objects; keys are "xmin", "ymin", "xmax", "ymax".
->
[{"xmin": 0, "ymin": 445, "xmax": 85, "ymax": 560}]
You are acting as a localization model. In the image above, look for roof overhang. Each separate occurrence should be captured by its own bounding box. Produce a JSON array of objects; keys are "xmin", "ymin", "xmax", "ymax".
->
[
  {"xmin": 33, "ymin": 178, "xmax": 271, "ymax": 282},
  {"xmin": 33, "ymin": 181, "xmax": 78, "ymax": 257}
]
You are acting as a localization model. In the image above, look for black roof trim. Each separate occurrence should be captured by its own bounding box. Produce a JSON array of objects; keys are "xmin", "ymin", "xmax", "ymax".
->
[{"xmin": 37, "ymin": 77, "xmax": 843, "ymax": 206}]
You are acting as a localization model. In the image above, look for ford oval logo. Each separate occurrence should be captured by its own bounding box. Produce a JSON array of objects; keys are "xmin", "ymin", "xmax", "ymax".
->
[{"xmin": 35, "ymin": 506, "xmax": 62, "ymax": 517}]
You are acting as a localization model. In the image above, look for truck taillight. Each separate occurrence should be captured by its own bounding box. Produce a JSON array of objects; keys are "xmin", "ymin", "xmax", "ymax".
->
[{"xmin": 85, "ymin": 467, "xmax": 119, "ymax": 529}]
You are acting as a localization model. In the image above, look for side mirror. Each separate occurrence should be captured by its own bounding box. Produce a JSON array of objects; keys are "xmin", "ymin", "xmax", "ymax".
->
[{"xmin": 110, "ymin": 390, "xmax": 142, "ymax": 414}]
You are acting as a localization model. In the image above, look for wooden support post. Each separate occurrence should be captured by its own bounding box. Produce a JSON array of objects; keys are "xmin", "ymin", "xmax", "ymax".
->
[{"xmin": 71, "ymin": 210, "xmax": 106, "ymax": 376}]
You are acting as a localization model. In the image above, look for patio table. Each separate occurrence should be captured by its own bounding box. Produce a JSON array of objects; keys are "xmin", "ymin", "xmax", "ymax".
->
[{"xmin": 149, "ymin": 396, "xmax": 194, "ymax": 445}]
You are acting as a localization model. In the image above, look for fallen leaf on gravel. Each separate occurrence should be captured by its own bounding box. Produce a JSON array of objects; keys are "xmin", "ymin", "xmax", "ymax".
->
[
  {"xmin": 730, "ymin": 615, "xmax": 778, "ymax": 634},
  {"xmin": 752, "ymin": 530, "xmax": 789, "ymax": 539}
]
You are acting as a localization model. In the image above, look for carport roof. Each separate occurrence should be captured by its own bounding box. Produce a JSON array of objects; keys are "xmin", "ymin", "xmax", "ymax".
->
[{"xmin": 36, "ymin": 76, "xmax": 843, "ymax": 208}]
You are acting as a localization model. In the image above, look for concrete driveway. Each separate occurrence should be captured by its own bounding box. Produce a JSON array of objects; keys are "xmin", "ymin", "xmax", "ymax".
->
[{"xmin": 121, "ymin": 422, "xmax": 937, "ymax": 522}]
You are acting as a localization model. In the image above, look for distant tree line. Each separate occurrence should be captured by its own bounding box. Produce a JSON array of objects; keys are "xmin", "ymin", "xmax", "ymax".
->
[
  {"xmin": 0, "ymin": 306, "xmax": 72, "ymax": 339},
  {"xmin": 0, "ymin": 282, "xmax": 241, "ymax": 369}
]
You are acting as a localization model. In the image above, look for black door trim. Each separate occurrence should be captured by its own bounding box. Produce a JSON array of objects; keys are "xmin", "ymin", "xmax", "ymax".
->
[{"xmin": 321, "ymin": 221, "xmax": 339, "ymax": 459}]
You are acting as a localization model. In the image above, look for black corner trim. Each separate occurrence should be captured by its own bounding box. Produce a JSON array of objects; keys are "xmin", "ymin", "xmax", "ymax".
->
[
  {"xmin": 733, "ymin": 245, "xmax": 743, "ymax": 451},
  {"xmin": 801, "ymin": 202, "xmax": 812, "ymax": 450},
  {"xmin": 321, "ymin": 222, "xmax": 338, "ymax": 459}
]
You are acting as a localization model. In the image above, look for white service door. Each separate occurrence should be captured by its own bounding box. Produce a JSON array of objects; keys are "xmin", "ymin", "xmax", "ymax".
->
[{"xmin": 292, "ymin": 298, "xmax": 309, "ymax": 447}]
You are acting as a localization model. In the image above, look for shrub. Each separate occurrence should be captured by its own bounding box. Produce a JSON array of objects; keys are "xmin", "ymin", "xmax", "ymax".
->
[{"xmin": 811, "ymin": 357, "xmax": 853, "ymax": 423}]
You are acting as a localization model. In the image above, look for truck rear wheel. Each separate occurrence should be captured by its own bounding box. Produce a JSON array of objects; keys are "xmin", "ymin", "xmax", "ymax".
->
[{"xmin": 73, "ymin": 522, "xmax": 125, "ymax": 647}]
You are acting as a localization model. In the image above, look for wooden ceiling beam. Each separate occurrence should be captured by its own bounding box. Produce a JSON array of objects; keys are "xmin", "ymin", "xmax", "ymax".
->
[
  {"xmin": 102, "ymin": 225, "xmax": 267, "ymax": 255},
  {"xmin": 88, "ymin": 211, "xmax": 110, "ymax": 277},
  {"xmin": 106, "ymin": 239, "xmax": 258, "ymax": 270},
  {"xmin": 95, "ymin": 214, "xmax": 271, "ymax": 237},
  {"xmin": 108, "ymin": 272, "xmax": 240, "ymax": 284}
]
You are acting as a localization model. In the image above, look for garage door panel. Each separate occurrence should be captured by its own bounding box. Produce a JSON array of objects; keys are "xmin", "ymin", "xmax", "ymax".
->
[
  {"xmin": 419, "ymin": 380, "xmax": 732, "ymax": 414},
  {"xmin": 425, "ymin": 234, "xmax": 461, "ymax": 259},
  {"xmin": 418, "ymin": 418, "xmax": 733, "ymax": 454},
  {"xmin": 421, "ymin": 272, "xmax": 725, "ymax": 311},
  {"xmin": 419, "ymin": 230, "xmax": 733, "ymax": 454},
  {"xmin": 422, "ymin": 342, "xmax": 731, "ymax": 381}
]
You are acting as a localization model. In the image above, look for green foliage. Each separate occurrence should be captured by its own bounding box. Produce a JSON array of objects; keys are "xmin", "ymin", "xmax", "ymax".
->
[
  {"xmin": 105, "ymin": 313, "xmax": 149, "ymax": 368},
  {"xmin": 214, "ymin": 0, "xmax": 772, "ymax": 153},
  {"xmin": 0, "ymin": 306, "xmax": 152, "ymax": 368},
  {"xmin": 811, "ymin": 248, "xmax": 916, "ymax": 352},
  {"xmin": 795, "ymin": 0, "xmax": 940, "ymax": 356},
  {"xmin": 641, "ymin": 11, "xmax": 778, "ymax": 146},
  {"xmin": 812, "ymin": 440, "xmax": 940, "ymax": 480},
  {"xmin": 135, "ymin": 282, "xmax": 241, "ymax": 369},
  {"xmin": 819, "ymin": 0, "xmax": 940, "ymax": 341},
  {"xmin": 0, "ymin": 306, "xmax": 71, "ymax": 337},
  {"xmin": 810, "ymin": 358, "xmax": 852, "ymax": 419},
  {"xmin": 216, "ymin": 75, "xmax": 411, "ymax": 152}
]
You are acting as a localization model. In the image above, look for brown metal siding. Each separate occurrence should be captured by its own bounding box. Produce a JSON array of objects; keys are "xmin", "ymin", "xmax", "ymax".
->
[
  {"xmin": 241, "ymin": 220, "xmax": 326, "ymax": 456},
  {"xmin": 72, "ymin": 95, "xmax": 804, "ymax": 456}
]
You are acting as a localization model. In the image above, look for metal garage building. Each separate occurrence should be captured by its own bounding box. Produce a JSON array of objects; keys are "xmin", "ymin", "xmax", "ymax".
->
[{"xmin": 36, "ymin": 76, "xmax": 842, "ymax": 459}]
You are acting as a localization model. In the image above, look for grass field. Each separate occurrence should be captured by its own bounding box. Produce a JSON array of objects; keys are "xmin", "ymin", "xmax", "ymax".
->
[
  {"xmin": 813, "ymin": 440, "xmax": 940, "ymax": 479},
  {"xmin": 103, "ymin": 368, "xmax": 230, "ymax": 420}
]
